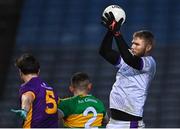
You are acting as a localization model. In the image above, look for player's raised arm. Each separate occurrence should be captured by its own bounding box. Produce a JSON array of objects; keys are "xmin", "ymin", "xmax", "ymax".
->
[
  {"xmin": 102, "ymin": 12, "xmax": 143, "ymax": 70},
  {"xmin": 99, "ymin": 30, "xmax": 120, "ymax": 65}
]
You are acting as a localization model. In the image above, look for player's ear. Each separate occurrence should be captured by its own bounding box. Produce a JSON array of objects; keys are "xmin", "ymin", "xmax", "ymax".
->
[
  {"xmin": 145, "ymin": 44, "xmax": 152, "ymax": 53},
  {"xmin": 87, "ymin": 83, "xmax": 92, "ymax": 91},
  {"xmin": 69, "ymin": 85, "xmax": 74, "ymax": 93}
]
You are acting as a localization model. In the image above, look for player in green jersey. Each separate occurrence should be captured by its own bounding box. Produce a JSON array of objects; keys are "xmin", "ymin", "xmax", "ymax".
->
[{"xmin": 58, "ymin": 72, "xmax": 108, "ymax": 128}]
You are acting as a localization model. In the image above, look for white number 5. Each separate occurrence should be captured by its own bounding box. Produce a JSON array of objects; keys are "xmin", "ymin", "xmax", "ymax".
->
[{"xmin": 83, "ymin": 107, "xmax": 98, "ymax": 128}]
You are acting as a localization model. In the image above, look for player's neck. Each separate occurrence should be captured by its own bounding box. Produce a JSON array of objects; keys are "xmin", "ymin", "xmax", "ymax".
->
[
  {"xmin": 74, "ymin": 90, "xmax": 88, "ymax": 96},
  {"xmin": 23, "ymin": 74, "xmax": 38, "ymax": 83}
]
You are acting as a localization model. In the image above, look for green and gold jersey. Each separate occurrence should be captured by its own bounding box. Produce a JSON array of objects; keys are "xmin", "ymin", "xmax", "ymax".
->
[{"xmin": 58, "ymin": 95, "xmax": 106, "ymax": 128}]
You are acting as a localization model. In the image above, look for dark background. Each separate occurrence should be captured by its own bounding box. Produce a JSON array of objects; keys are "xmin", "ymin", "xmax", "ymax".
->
[{"xmin": 0, "ymin": 0, "xmax": 180, "ymax": 127}]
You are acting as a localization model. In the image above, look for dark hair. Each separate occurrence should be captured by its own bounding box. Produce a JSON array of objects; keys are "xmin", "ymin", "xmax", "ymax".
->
[
  {"xmin": 15, "ymin": 53, "xmax": 40, "ymax": 75},
  {"xmin": 133, "ymin": 30, "xmax": 155, "ymax": 46},
  {"xmin": 71, "ymin": 72, "xmax": 90, "ymax": 90}
]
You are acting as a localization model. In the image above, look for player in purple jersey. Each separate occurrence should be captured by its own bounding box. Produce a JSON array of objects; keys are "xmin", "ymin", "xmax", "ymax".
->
[{"xmin": 11, "ymin": 54, "xmax": 58, "ymax": 128}]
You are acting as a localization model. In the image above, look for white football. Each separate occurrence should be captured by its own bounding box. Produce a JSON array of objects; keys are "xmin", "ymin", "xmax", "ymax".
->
[{"xmin": 102, "ymin": 5, "xmax": 126, "ymax": 25}]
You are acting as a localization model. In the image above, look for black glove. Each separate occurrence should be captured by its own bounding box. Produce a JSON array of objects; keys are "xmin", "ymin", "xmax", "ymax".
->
[{"xmin": 101, "ymin": 12, "xmax": 124, "ymax": 34}]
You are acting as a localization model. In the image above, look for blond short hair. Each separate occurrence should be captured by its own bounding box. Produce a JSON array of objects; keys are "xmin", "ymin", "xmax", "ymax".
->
[{"xmin": 133, "ymin": 30, "xmax": 155, "ymax": 50}]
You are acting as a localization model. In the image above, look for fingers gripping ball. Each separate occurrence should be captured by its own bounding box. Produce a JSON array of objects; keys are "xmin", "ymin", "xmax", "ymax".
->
[{"xmin": 102, "ymin": 5, "xmax": 126, "ymax": 25}]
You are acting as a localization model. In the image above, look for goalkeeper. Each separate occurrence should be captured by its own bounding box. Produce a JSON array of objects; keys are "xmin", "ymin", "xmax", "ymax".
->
[{"xmin": 99, "ymin": 12, "xmax": 156, "ymax": 128}]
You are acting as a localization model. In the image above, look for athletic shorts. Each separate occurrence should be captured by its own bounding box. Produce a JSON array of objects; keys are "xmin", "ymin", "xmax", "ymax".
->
[{"xmin": 106, "ymin": 118, "xmax": 145, "ymax": 129}]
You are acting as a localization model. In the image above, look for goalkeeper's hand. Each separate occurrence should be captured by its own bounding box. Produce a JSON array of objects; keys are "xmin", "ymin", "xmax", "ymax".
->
[
  {"xmin": 11, "ymin": 109, "xmax": 27, "ymax": 120},
  {"xmin": 101, "ymin": 12, "xmax": 124, "ymax": 34}
]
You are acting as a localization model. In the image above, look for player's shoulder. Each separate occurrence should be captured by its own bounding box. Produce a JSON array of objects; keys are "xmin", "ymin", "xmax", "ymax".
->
[
  {"xmin": 60, "ymin": 96, "xmax": 73, "ymax": 101},
  {"xmin": 88, "ymin": 95, "xmax": 101, "ymax": 101},
  {"xmin": 141, "ymin": 56, "xmax": 156, "ymax": 73},
  {"xmin": 21, "ymin": 77, "xmax": 40, "ymax": 88},
  {"xmin": 19, "ymin": 77, "xmax": 39, "ymax": 93},
  {"xmin": 58, "ymin": 96, "xmax": 73, "ymax": 108},
  {"xmin": 142, "ymin": 56, "xmax": 156, "ymax": 65},
  {"xmin": 87, "ymin": 95, "xmax": 105, "ymax": 105},
  {"xmin": 142, "ymin": 55, "xmax": 155, "ymax": 60},
  {"xmin": 60, "ymin": 96, "xmax": 79, "ymax": 104}
]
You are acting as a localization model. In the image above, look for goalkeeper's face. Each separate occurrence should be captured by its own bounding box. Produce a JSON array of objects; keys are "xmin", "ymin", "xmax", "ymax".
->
[{"xmin": 131, "ymin": 37, "xmax": 152, "ymax": 57}]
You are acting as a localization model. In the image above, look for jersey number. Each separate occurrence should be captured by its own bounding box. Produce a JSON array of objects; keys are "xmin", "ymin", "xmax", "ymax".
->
[
  {"xmin": 83, "ymin": 107, "xmax": 98, "ymax": 128},
  {"xmin": 45, "ymin": 90, "xmax": 57, "ymax": 114}
]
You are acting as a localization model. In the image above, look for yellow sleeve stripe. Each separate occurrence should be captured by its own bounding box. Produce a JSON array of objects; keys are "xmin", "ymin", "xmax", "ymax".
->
[{"xmin": 23, "ymin": 104, "xmax": 33, "ymax": 128}]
